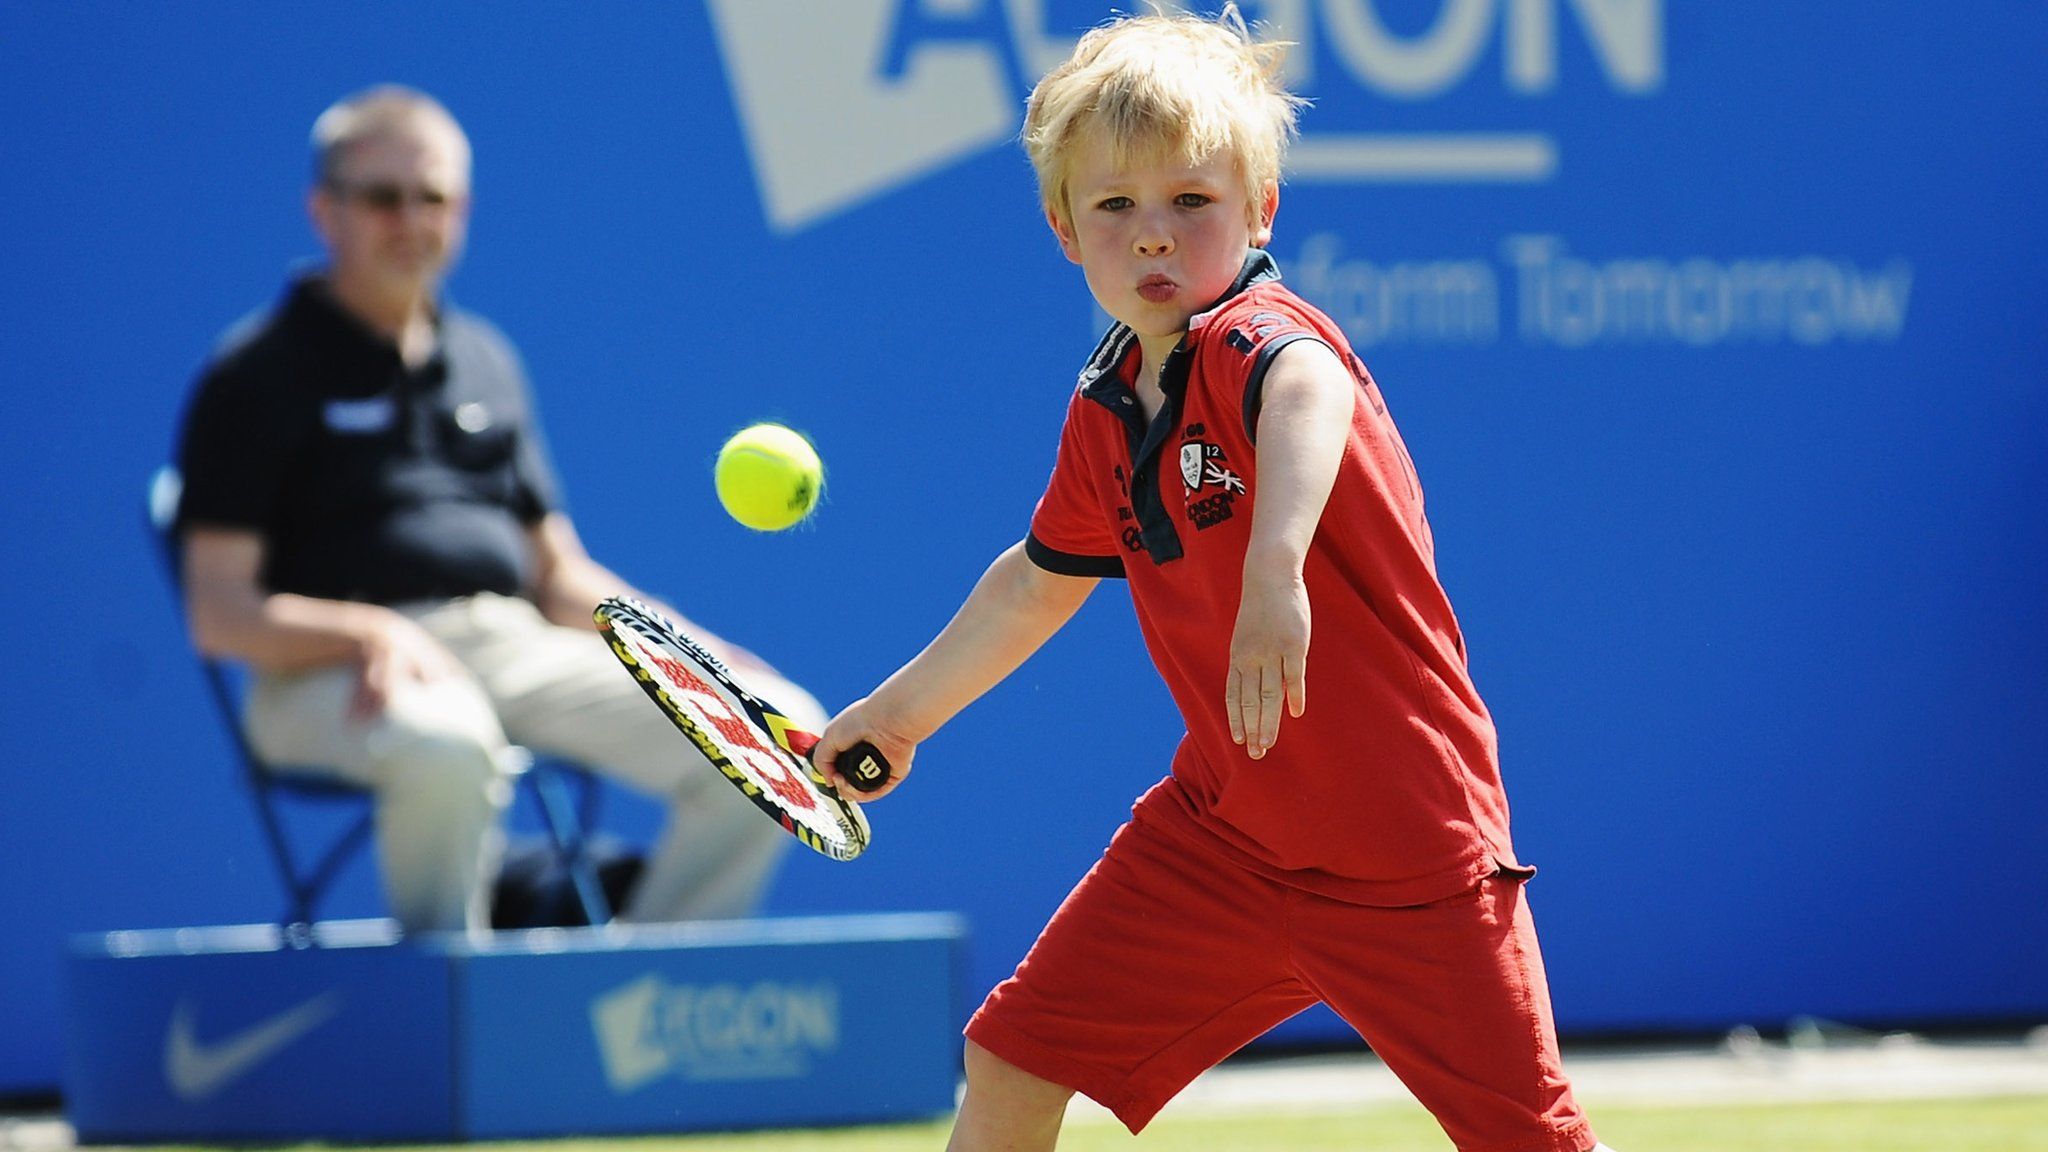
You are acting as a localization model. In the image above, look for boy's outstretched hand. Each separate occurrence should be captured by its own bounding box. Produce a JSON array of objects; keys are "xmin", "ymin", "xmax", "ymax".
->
[
  {"xmin": 1227, "ymin": 572, "xmax": 1310, "ymax": 758},
  {"xmin": 1228, "ymin": 339, "xmax": 1354, "ymax": 760},
  {"xmin": 814, "ymin": 696, "xmax": 921, "ymax": 800}
]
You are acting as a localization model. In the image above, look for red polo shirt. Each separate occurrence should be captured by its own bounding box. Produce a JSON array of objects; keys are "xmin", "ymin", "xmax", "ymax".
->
[{"xmin": 1026, "ymin": 251, "xmax": 1526, "ymax": 906}]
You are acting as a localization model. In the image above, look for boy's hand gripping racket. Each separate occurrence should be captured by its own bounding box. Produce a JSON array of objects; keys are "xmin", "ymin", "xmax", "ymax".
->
[{"xmin": 594, "ymin": 596, "xmax": 891, "ymax": 861}]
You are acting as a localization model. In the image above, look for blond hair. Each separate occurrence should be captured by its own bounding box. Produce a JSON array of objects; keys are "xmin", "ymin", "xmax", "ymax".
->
[
  {"xmin": 310, "ymin": 85, "xmax": 472, "ymax": 187},
  {"xmin": 1023, "ymin": 5, "xmax": 1304, "ymax": 229}
]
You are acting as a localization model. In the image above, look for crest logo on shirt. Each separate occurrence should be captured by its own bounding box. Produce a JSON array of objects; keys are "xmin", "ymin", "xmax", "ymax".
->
[
  {"xmin": 1179, "ymin": 434, "xmax": 1244, "ymax": 531},
  {"xmin": 1179, "ymin": 440, "xmax": 1244, "ymax": 496}
]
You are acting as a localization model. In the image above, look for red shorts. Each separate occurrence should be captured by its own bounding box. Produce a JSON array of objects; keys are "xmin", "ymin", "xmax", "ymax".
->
[{"xmin": 964, "ymin": 815, "xmax": 1596, "ymax": 1152}]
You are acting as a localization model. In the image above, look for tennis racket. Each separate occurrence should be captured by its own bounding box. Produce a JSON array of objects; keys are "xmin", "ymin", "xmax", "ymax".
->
[{"xmin": 594, "ymin": 596, "xmax": 889, "ymax": 861}]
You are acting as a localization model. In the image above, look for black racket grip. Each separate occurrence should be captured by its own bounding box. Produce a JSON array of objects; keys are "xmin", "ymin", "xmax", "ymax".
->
[{"xmin": 836, "ymin": 741, "xmax": 892, "ymax": 793}]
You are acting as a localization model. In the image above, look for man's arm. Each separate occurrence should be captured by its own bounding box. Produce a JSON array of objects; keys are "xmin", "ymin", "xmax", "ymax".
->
[
  {"xmin": 526, "ymin": 513, "xmax": 799, "ymax": 687},
  {"xmin": 1229, "ymin": 339, "xmax": 1356, "ymax": 759},
  {"xmin": 813, "ymin": 542, "xmax": 1098, "ymax": 798},
  {"xmin": 182, "ymin": 526, "xmax": 462, "ymax": 716},
  {"xmin": 524, "ymin": 513, "xmax": 635, "ymax": 632}
]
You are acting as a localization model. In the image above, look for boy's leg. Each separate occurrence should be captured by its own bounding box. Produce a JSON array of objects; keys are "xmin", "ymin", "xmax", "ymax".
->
[
  {"xmin": 424, "ymin": 594, "xmax": 799, "ymax": 921},
  {"xmin": 245, "ymin": 662, "xmax": 514, "ymax": 935},
  {"xmin": 963, "ymin": 815, "xmax": 1316, "ymax": 1134},
  {"xmin": 945, "ymin": 1040, "xmax": 1073, "ymax": 1152},
  {"xmin": 1295, "ymin": 874, "xmax": 1597, "ymax": 1152}
]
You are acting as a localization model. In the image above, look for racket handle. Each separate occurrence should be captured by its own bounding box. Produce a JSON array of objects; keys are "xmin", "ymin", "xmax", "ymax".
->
[{"xmin": 836, "ymin": 741, "xmax": 892, "ymax": 793}]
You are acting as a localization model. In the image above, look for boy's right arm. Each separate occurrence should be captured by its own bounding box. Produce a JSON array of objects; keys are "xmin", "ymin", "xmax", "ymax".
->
[{"xmin": 814, "ymin": 541, "xmax": 1097, "ymax": 798}]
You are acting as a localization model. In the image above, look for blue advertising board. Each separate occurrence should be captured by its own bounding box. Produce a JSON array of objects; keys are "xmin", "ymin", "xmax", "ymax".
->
[
  {"xmin": 3, "ymin": 0, "xmax": 2045, "ymax": 1095},
  {"xmin": 65, "ymin": 915, "xmax": 963, "ymax": 1141},
  {"xmin": 458, "ymin": 917, "xmax": 963, "ymax": 1137},
  {"xmin": 64, "ymin": 922, "xmax": 452, "ymax": 1141}
]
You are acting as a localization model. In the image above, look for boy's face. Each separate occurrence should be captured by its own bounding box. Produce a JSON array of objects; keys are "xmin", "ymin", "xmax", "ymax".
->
[{"xmin": 1050, "ymin": 133, "xmax": 1277, "ymax": 355}]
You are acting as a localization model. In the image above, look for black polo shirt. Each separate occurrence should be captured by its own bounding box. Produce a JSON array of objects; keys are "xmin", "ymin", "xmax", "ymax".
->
[{"xmin": 175, "ymin": 275, "xmax": 563, "ymax": 604}]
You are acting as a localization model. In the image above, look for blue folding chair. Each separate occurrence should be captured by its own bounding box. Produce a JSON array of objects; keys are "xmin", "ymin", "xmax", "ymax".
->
[{"xmin": 146, "ymin": 466, "xmax": 611, "ymax": 940}]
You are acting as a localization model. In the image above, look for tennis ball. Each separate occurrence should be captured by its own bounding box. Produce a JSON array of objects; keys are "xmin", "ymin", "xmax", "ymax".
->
[{"xmin": 714, "ymin": 423, "xmax": 823, "ymax": 531}]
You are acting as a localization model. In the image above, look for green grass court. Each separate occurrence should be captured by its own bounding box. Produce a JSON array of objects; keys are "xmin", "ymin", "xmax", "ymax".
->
[{"xmin": 103, "ymin": 1094, "xmax": 2048, "ymax": 1152}]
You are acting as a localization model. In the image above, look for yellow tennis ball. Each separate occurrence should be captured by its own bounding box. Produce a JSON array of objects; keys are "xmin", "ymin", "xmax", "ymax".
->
[{"xmin": 714, "ymin": 423, "xmax": 823, "ymax": 531}]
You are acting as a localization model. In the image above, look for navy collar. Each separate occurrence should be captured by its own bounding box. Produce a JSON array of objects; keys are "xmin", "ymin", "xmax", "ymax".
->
[{"xmin": 1066, "ymin": 250, "xmax": 1283, "ymax": 567}]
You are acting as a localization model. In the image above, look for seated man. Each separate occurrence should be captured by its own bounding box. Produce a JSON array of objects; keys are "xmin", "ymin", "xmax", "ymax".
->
[{"xmin": 174, "ymin": 85, "xmax": 818, "ymax": 935}]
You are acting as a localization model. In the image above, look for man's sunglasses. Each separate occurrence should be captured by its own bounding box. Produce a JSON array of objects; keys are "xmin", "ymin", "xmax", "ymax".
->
[{"xmin": 326, "ymin": 181, "xmax": 461, "ymax": 212}]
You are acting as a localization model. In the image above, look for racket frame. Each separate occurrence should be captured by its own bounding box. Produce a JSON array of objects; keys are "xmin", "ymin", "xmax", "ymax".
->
[{"xmin": 595, "ymin": 596, "xmax": 870, "ymax": 861}]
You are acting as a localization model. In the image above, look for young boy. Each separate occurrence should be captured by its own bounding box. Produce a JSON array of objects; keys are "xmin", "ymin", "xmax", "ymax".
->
[{"xmin": 816, "ymin": 9, "xmax": 1613, "ymax": 1151}]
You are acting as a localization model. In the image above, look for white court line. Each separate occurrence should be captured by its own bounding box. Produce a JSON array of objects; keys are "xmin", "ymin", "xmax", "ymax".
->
[{"xmin": 1287, "ymin": 133, "xmax": 1559, "ymax": 182}]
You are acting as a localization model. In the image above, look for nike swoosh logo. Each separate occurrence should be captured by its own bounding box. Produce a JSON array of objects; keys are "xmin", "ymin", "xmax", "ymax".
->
[{"xmin": 163, "ymin": 991, "xmax": 344, "ymax": 1100}]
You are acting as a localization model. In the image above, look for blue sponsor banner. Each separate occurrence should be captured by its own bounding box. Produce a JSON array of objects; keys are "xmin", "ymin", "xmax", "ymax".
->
[
  {"xmin": 63, "ymin": 916, "xmax": 962, "ymax": 1141},
  {"xmin": 458, "ymin": 915, "xmax": 963, "ymax": 1136},
  {"xmin": 5, "ymin": 0, "xmax": 2046, "ymax": 1091},
  {"xmin": 64, "ymin": 922, "xmax": 451, "ymax": 1142}
]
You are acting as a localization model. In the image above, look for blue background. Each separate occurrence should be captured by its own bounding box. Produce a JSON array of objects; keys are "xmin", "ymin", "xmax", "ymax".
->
[{"xmin": 3, "ymin": 2, "xmax": 2045, "ymax": 1095}]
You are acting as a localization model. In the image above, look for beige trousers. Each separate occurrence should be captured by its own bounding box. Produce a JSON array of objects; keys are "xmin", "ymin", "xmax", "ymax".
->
[{"xmin": 244, "ymin": 593, "xmax": 818, "ymax": 934}]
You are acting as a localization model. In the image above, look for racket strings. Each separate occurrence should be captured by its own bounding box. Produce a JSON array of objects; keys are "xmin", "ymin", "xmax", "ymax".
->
[{"xmin": 605, "ymin": 612, "xmax": 867, "ymax": 858}]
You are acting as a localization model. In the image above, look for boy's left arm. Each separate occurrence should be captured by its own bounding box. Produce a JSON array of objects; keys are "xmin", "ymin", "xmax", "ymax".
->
[{"xmin": 1231, "ymin": 340, "xmax": 1357, "ymax": 759}]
